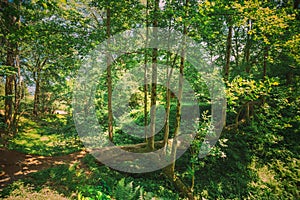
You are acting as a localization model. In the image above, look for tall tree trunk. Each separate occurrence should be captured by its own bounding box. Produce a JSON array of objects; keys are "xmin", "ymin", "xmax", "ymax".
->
[
  {"xmin": 144, "ymin": 0, "xmax": 149, "ymax": 141},
  {"xmin": 244, "ymin": 19, "xmax": 252, "ymax": 121},
  {"xmin": 169, "ymin": 31, "xmax": 186, "ymax": 176},
  {"xmin": 163, "ymin": 58, "xmax": 172, "ymax": 146},
  {"xmin": 263, "ymin": 46, "xmax": 268, "ymax": 81},
  {"xmin": 4, "ymin": 0, "xmax": 18, "ymax": 134},
  {"xmin": 33, "ymin": 68, "xmax": 41, "ymax": 116},
  {"xmin": 106, "ymin": 2, "xmax": 113, "ymax": 141},
  {"xmin": 12, "ymin": 52, "xmax": 21, "ymax": 133},
  {"xmin": 262, "ymin": 46, "xmax": 269, "ymax": 105},
  {"xmin": 234, "ymin": 27, "xmax": 240, "ymax": 69},
  {"xmin": 245, "ymin": 19, "xmax": 251, "ymax": 73},
  {"xmin": 165, "ymin": 2, "xmax": 194, "ymax": 199},
  {"xmin": 163, "ymin": 54, "xmax": 179, "ymax": 147},
  {"xmin": 33, "ymin": 58, "xmax": 47, "ymax": 117},
  {"xmin": 11, "ymin": 1, "xmax": 22, "ymax": 134},
  {"xmin": 148, "ymin": 0, "xmax": 159, "ymax": 150},
  {"xmin": 163, "ymin": 12, "xmax": 174, "ymax": 147},
  {"xmin": 224, "ymin": 19, "xmax": 233, "ymax": 80},
  {"xmin": 4, "ymin": 0, "xmax": 22, "ymax": 135},
  {"xmin": 4, "ymin": 44, "xmax": 14, "ymax": 132}
]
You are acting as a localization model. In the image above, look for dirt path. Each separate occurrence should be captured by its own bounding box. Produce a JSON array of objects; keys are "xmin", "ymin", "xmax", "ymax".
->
[{"xmin": 0, "ymin": 148, "xmax": 87, "ymax": 189}]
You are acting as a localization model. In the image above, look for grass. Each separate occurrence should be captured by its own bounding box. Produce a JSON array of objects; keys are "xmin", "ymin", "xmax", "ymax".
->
[
  {"xmin": 1, "ymin": 155, "xmax": 178, "ymax": 200},
  {"xmin": 8, "ymin": 115, "xmax": 83, "ymax": 156},
  {"xmin": 1, "ymin": 115, "xmax": 179, "ymax": 199},
  {"xmin": 1, "ymin": 113, "xmax": 299, "ymax": 199},
  {"xmin": 2, "ymin": 182, "xmax": 68, "ymax": 200}
]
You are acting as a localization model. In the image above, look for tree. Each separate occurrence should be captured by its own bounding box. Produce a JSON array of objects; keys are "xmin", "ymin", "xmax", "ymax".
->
[
  {"xmin": 148, "ymin": 0, "xmax": 159, "ymax": 151},
  {"xmin": 143, "ymin": 0, "xmax": 149, "ymax": 142},
  {"xmin": 19, "ymin": 1, "xmax": 88, "ymax": 117},
  {"xmin": 224, "ymin": 17, "xmax": 232, "ymax": 80},
  {"xmin": 106, "ymin": 0, "xmax": 113, "ymax": 141},
  {"xmin": 163, "ymin": 1, "xmax": 194, "ymax": 199},
  {"xmin": 0, "ymin": 0, "xmax": 22, "ymax": 135}
]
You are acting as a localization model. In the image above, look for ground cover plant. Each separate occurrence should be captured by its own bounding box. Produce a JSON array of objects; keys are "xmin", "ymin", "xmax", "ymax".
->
[{"xmin": 0, "ymin": 0, "xmax": 299, "ymax": 199}]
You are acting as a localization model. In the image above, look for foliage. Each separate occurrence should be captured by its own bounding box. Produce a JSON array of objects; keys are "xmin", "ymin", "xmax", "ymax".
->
[
  {"xmin": 0, "ymin": 0, "xmax": 299, "ymax": 199},
  {"xmin": 7, "ymin": 115, "xmax": 83, "ymax": 156},
  {"xmin": 1, "ymin": 181, "xmax": 68, "ymax": 200},
  {"xmin": 113, "ymin": 178, "xmax": 142, "ymax": 200}
]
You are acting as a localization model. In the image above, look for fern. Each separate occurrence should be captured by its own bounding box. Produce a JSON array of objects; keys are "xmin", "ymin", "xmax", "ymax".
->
[{"xmin": 113, "ymin": 178, "xmax": 144, "ymax": 200}]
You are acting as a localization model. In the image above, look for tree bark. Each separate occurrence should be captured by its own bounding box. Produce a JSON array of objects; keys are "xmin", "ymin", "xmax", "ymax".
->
[
  {"xmin": 144, "ymin": 0, "xmax": 149, "ymax": 141},
  {"xmin": 169, "ymin": 37, "xmax": 185, "ymax": 175},
  {"xmin": 12, "ymin": 52, "xmax": 21, "ymax": 133},
  {"xmin": 245, "ymin": 19, "xmax": 251, "ymax": 73},
  {"xmin": 33, "ymin": 68, "xmax": 41, "ymax": 116},
  {"xmin": 165, "ymin": 2, "xmax": 195, "ymax": 198},
  {"xmin": 163, "ymin": 13, "xmax": 174, "ymax": 147},
  {"xmin": 167, "ymin": 0, "xmax": 189, "ymax": 191},
  {"xmin": 224, "ymin": 19, "xmax": 233, "ymax": 80},
  {"xmin": 244, "ymin": 19, "xmax": 252, "ymax": 122},
  {"xmin": 106, "ymin": 2, "xmax": 113, "ymax": 141},
  {"xmin": 263, "ymin": 46, "xmax": 268, "ymax": 81},
  {"xmin": 164, "ymin": 61, "xmax": 172, "ymax": 146},
  {"xmin": 164, "ymin": 168, "xmax": 194, "ymax": 200},
  {"xmin": 11, "ymin": 1, "xmax": 22, "ymax": 134},
  {"xmin": 234, "ymin": 27, "xmax": 240, "ymax": 69},
  {"xmin": 4, "ymin": 45, "xmax": 14, "ymax": 132},
  {"xmin": 33, "ymin": 58, "xmax": 47, "ymax": 117},
  {"xmin": 4, "ymin": 0, "xmax": 18, "ymax": 134},
  {"xmin": 148, "ymin": 0, "xmax": 159, "ymax": 151}
]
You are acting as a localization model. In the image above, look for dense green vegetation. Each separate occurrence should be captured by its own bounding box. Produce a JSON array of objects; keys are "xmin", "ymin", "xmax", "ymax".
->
[
  {"xmin": 0, "ymin": 0, "xmax": 299, "ymax": 199},
  {"xmin": 0, "ymin": 114, "xmax": 298, "ymax": 199}
]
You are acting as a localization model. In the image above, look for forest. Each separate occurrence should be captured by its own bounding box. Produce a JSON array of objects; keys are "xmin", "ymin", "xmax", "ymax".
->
[{"xmin": 0, "ymin": 0, "xmax": 299, "ymax": 199}]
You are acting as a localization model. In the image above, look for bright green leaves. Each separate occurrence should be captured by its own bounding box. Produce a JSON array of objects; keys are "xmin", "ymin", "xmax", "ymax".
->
[
  {"xmin": 226, "ymin": 77, "xmax": 280, "ymax": 112},
  {"xmin": 284, "ymin": 33, "xmax": 300, "ymax": 64},
  {"xmin": 234, "ymin": 1, "xmax": 295, "ymax": 44},
  {"xmin": 0, "ymin": 65, "xmax": 17, "ymax": 76}
]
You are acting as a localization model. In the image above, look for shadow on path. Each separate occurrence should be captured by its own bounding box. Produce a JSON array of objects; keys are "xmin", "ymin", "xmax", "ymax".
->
[{"xmin": 0, "ymin": 148, "xmax": 87, "ymax": 189}]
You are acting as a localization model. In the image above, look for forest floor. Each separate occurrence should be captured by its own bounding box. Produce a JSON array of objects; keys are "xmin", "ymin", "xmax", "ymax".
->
[
  {"xmin": 0, "ymin": 115, "xmax": 299, "ymax": 199},
  {"xmin": 0, "ymin": 148, "xmax": 87, "ymax": 189}
]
